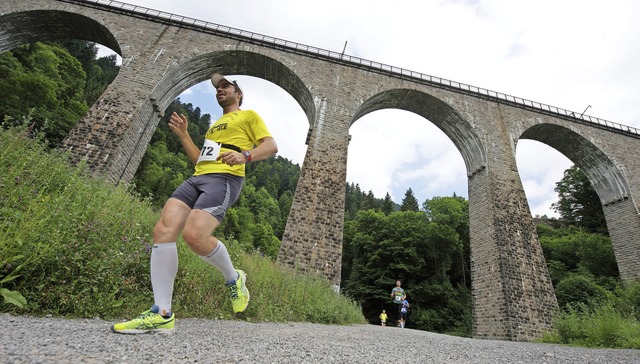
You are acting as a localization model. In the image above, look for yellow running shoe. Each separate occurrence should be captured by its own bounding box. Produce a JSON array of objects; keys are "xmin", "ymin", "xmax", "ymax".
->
[
  {"xmin": 111, "ymin": 305, "xmax": 175, "ymax": 334},
  {"xmin": 226, "ymin": 269, "xmax": 250, "ymax": 313}
]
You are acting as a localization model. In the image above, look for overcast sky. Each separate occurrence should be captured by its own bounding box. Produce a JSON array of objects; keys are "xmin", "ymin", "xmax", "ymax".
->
[{"xmin": 101, "ymin": 0, "xmax": 640, "ymax": 217}]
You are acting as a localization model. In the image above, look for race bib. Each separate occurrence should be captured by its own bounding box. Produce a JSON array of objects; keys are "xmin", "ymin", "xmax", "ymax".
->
[{"xmin": 197, "ymin": 139, "xmax": 222, "ymax": 163}]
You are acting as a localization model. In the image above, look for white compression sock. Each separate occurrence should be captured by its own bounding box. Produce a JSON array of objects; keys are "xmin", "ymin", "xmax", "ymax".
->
[
  {"xmin": 150, "ymin": 242, "xmax": 178, "ymax": 317},
  {"xmin": 200, "ymin": 240, "xmax": 237, "ymax": 283}
]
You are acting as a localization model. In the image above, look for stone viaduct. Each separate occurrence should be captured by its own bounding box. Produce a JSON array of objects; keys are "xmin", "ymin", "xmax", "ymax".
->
[{"xmin": 2, "ymin": 0, "xmax": 640, "ymax": 341}]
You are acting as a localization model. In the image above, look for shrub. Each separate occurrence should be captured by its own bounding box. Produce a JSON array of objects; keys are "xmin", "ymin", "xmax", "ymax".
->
[{"xmin": 555, "ymin": 274, "xmax": 610, "ymax": 309}]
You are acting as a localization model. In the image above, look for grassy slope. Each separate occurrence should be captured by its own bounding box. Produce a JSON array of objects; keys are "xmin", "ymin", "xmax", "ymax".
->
[{"xmin": 0, "ymin": 126, "xmax": 366, "ymax": 325}]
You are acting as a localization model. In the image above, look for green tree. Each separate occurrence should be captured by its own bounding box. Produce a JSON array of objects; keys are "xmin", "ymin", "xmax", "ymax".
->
[
  {"xmin": 341, "ymin": 219, "xmax": 358, "ymax": 287},
  {"xmin": 0, "ymin": 42, "xmax": 89, "ymax": 146},
  {"xmin": 540, "ymin": 227, "xmax": 619, "ymax": 288},
  {"xmin": 552, "ymin": 165, "xmax": 608, "ymax": 235},
  {"xmin": 237, "ymin": 184, "xmax": 281, "ymax": 232},
  {"xmin": 576, "ymin": 233, "xmax": 619, "ymax": 280},
  {"xmin": 246, "ymin": 155, "xmax": 300, "ymax": 203},
  {"xmin": 423, "ymin": 195, "xmax": 470, "ymax": 287},
  {"xmin": 362, "ymin": 190, "xmax": 379, "ymax": 211},
  {"xmin": 381, "ymin": 192, "xmax": 395, "ymax": 215},
  {"xmin": 132, "ymin": 142, "xmax": 190, "ymax": 207},
  {"xmin": 342, "ymin": 210, "xmax": 399, "ymax": 319},
  {"xmin": 277, "ymin": 190, "xmax": 294, "ymax": 231},
  {"xmin": 400, "ymin": 188, "xmax": 420, "ymax": 212},
  {"xmin": 345, "ymin": 183, "xmax": 364, "ymax": 220},
  {"xmin": 53, "ymin": 40, "xmax": 119, "ymax": 106}
]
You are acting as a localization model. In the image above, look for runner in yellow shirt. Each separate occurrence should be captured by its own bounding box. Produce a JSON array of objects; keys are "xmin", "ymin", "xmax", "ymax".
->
[
  {"xmin": 112, "ymin": 74, "xmax": 278, "ymax": 334},
  {"xmin": 379, "ymin": 310, "xmax": 388, "ymax": 326}
]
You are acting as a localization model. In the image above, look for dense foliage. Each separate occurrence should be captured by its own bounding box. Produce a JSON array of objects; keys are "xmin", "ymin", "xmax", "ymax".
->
[
  {"xmin": 0, "ymin": 40, "xmax": 118, "ymax": 146},
  {"xmin": 552, "ymin": 165, "xmax": 608, "ymax": 235},
  {"xmin": 341, "ymin": 195, "xmax": 472, "ymax": 335}
]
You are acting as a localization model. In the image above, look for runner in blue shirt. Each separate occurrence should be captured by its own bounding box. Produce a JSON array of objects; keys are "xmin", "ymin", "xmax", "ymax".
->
[{"xmin": 399, "ymin": 299, "xmax": 410, "ymax": 328}]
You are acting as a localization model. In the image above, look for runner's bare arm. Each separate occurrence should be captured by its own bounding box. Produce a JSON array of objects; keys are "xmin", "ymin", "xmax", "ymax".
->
[{"xmin": 168, "ymin": 112, "xmax": 200, "ymax": 164}]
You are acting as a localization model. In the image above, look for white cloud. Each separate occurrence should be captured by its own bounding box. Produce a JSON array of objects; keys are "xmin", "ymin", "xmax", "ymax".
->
[{"xmin": 516, "ymin": 140, "xmax": 572, "ymax": 216}]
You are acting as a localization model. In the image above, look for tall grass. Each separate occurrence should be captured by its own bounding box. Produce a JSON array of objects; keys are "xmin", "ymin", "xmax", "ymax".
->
[
  {"xmin": 0, "ymin": 126, "xmax": 366, "ymax": 325},
  {"xmin": 539, "ymin": 302, "xmax": 640, "ymax": 349}
]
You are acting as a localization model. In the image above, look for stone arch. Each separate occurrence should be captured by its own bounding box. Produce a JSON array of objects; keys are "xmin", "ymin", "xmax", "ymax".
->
[
  {"xmin": 519, "ymin": 123, "xmax": 640, "ymax": 283},
  {"xmin": 149, "ymin": 50, "xmax": 315, "ymax": 127},
  {"xmin": 0, "ymin": 10, "xmax": 121, "ymax": 55},
  {"xmin": 351, "ymin": 89, "xmax": 486, "ymax": 177},
  {"xmin": 520, "ymin": 123, "xmax": 630, "ymax": 208}
]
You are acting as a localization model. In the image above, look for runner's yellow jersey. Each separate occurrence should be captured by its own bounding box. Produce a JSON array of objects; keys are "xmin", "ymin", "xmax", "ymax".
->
[{"xmin": 194, "ymin": 109, "xmax": 272, "ymax": 177}]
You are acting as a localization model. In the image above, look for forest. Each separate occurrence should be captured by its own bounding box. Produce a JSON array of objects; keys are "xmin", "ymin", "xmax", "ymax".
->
[{"xmin": 0, "ymin": 40, "xmax": 630, "ymax": 338}]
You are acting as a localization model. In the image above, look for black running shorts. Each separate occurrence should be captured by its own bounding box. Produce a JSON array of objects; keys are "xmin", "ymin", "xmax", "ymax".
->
[{"xmin": 170, "ymin": 173, "xmax": 244, "ymax": 222}]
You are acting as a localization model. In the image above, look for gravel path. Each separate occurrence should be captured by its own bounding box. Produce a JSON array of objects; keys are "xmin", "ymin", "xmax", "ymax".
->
[{"xmin": 1, "ymin": 313, "xmax": 638, "ymax": 363}]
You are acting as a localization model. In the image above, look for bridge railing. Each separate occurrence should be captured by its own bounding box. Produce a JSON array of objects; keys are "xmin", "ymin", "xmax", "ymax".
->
[{"xmin": 79, "ymin": 0, "xmax": 640, "ymax": 137}]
